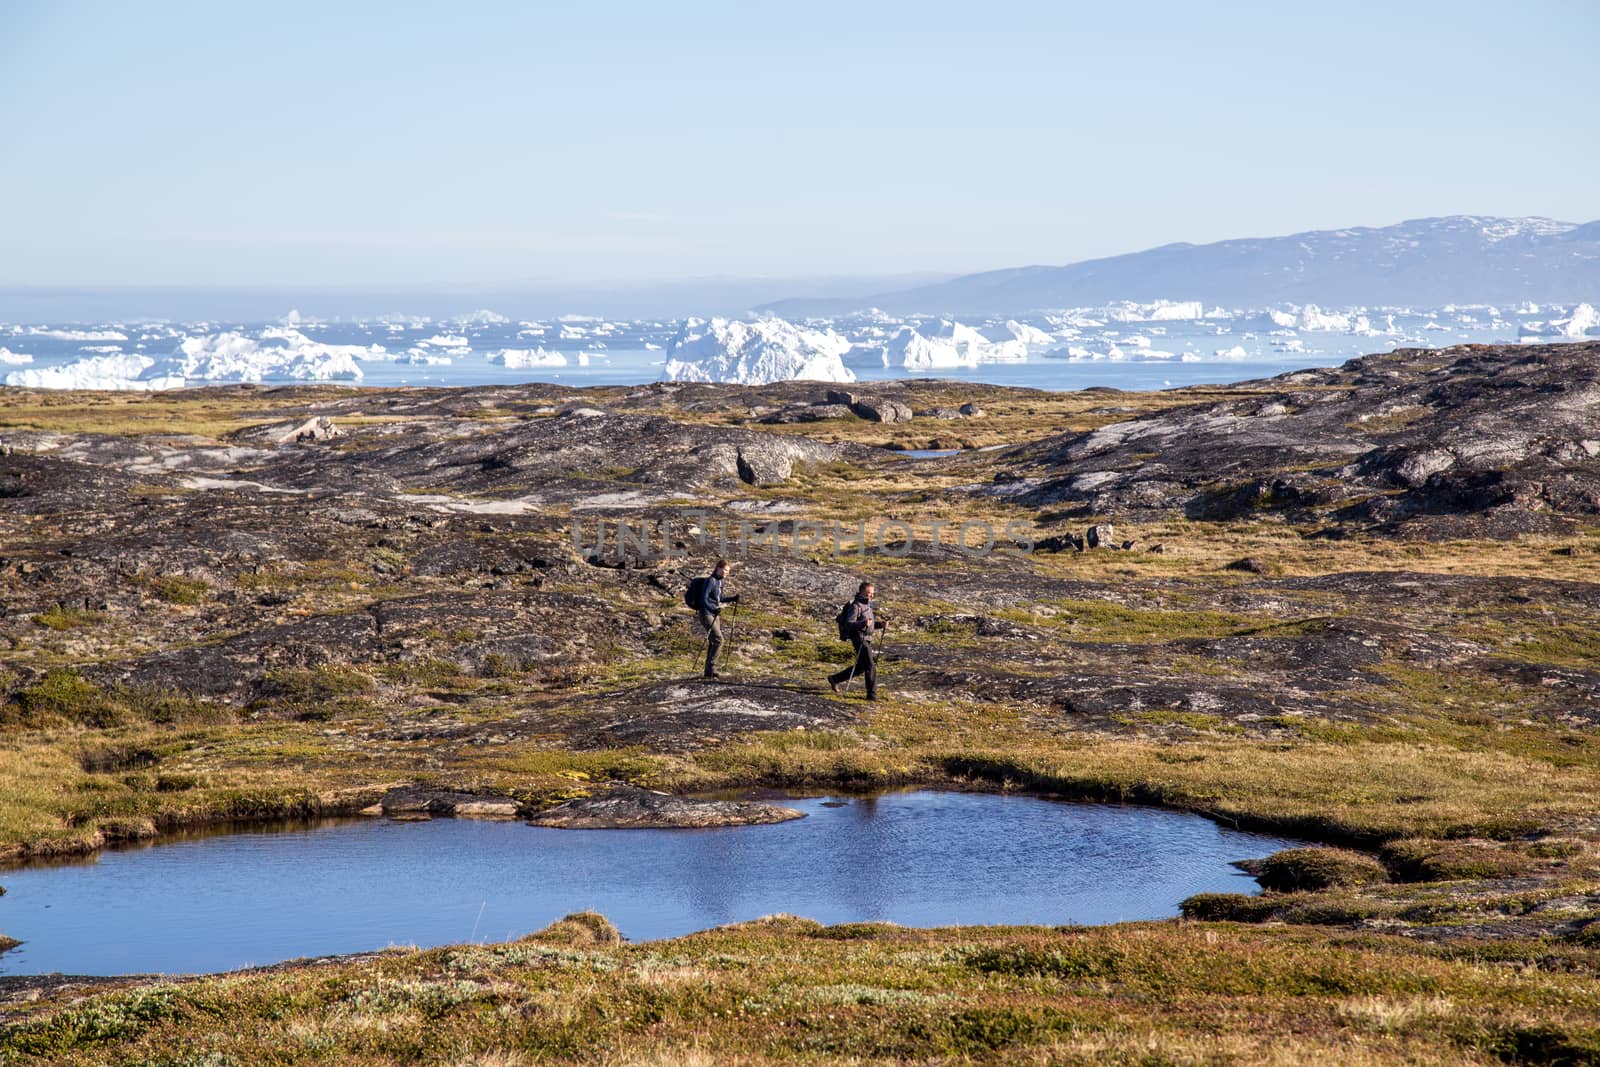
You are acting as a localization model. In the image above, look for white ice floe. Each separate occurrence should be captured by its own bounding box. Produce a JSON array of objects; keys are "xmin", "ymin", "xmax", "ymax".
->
[
  {"xmin": 663, "ymin": 317, "xmax": 854, "ymax": 384},
  {"xmin": 457, "ymin": 309, "xmax": 509, "ymax": 325},
  {"xmin": 420, "ymin": 334, "xmax": 469, "ymax": 347},
  {"xmin": 8, "ymin": 328, "xmax": 374, "ymax": 389},
  {"xmin": 0, "ymin": 347, "xmax": 35, "ymax": 365},
  {"xmin": 5, "ymin": 353, "xmax": 183, "ymax": 390},
  {"xmin": 1105, "ymin": 300, "xmax": 1205, "ymax": 322},
  {"xmin": 488, "ymin": 348, "xmax": 568, "ymax": 368},
  {"xmin": 21, "ymin": 327, "xmax": 129, "ymax": 341},
  {"xmin": 399, "ymin": 349, "xmax": 455, "ymax": 366}
]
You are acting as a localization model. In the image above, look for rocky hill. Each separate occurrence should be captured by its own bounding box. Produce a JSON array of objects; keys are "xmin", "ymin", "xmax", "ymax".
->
[{"xmin": 991, "ymin": 342, "xmax": 1600, "ymax": 539}]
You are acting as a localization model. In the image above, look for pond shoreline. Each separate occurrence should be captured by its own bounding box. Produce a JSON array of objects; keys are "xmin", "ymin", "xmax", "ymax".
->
[{"xmin": 1, "ymin": 770, "xmax": 1368, "ymax": 871}]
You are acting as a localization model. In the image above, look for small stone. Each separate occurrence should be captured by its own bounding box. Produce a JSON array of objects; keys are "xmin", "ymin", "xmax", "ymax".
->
[
  {"xmin": 1226, "ymin": 557, "xmax": 1267, "ymax": 574},
  {"xmin": 1086, "ymin": 523, "xmax": 1115, "ymax": 549},
  {"xmin": 958, "ymin": 402, "xmax": 984, "ymax": 417}
]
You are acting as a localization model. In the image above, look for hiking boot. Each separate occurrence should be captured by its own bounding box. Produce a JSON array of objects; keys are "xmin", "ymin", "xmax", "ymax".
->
[
  {"xmin": 829, "ymin": 680, "xmax": 844, "ymax": 694},
  {"xmin": 704, "ymin": 670, "xmax": 721, "ymax": 680}
]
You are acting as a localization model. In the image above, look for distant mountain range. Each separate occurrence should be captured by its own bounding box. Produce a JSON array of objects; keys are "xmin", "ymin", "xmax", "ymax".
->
[{"xmin": 763, "ymin": 216, "xmax": 1600, "ymax": 317}]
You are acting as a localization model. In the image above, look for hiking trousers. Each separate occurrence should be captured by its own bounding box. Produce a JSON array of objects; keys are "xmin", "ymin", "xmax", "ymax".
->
[
  {"xmin": 699, "ymin": 610, "xmax": 723, "ymax": 675},
  {"xmin": 828, "ymin": 634, "xmax": 876, "ymax": 698}
]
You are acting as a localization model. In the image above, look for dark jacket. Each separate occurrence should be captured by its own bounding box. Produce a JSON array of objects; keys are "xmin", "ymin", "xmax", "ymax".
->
[
  {"xmin": 700, "ymin": 574, "xmax": 726, "ymax": 614},
  {"xmin": 842, "ymin": 596, "xmax": 875, "ymax": 640}
]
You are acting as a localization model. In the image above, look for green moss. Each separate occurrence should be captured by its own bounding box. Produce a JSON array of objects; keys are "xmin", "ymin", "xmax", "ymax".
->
[
  {"xmin": 31, "ymin": 606, "xmax": 104, "ymax": 631},
  {"xmin": 148, "ymin": 574, "xmax": 211, "ymax": 605}
]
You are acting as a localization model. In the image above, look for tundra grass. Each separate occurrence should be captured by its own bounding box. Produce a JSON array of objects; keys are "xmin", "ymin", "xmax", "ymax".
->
[{"xmin": 5, "ymin": 915, "xmax": 1600, "ymax": 1066}]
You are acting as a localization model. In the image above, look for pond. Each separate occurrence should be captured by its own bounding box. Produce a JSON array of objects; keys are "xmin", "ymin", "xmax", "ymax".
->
[
  {"xmin": 893, "ymin": 448, "xmax": 965, "ymax": 459},
  {"xmin": 0, "ymin": 791, "xmax": 1300, "ymax": 976}
]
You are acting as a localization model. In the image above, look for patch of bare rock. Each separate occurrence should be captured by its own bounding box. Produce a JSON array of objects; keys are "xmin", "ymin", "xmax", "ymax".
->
[{"xmin": 529, "ymin": 784, "xmax": 804, "ymax": 829}]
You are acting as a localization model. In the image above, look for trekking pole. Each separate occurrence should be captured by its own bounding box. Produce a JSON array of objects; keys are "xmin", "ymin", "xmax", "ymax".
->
[
  {"xmin": 841, "ymin": 633, "xmax": 863, "ymax": 693},
  {"xmin": 716, "ymin": 602, "xmax": 739, "ymax": 671},
  {"xmin": 689, "ymin": 618, "xmax": 710, "ymax": 673}
]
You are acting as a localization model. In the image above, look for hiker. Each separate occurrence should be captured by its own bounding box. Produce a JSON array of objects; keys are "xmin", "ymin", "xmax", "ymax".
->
[
  {"xmin": 696, "ymin": 559, "xmax": 739, "ymax": 679},
  {"xmin": 829, "ymin": 581, "xmax": 885, "ymax": 700}
]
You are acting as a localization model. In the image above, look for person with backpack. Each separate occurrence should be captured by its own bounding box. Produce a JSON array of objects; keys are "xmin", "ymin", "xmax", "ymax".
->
[
  {"xmin": 829, "ymin": 581, "xmax": 884, "ymax": 700},
  {"xmin": 687, "ymin": 559, "xmax": 740, "ymax": 679}
]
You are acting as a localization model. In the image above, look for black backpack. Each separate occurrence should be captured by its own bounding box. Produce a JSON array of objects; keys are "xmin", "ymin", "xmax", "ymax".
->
[
  {"xmin": 684, "ymin": 576, "xmax": 709, "ymax": 610},
  {"xmin": 835, "ymin": 602, "xmax": 854, "ymax": 641}
]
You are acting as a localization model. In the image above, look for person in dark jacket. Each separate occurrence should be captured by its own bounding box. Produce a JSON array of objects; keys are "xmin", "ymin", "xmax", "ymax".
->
[
  {"xmin": 829, "ymin": 581, "xmax": 884, "ymax": 699},
  {"xmin": 698, "ymin": 559, "xmax": 739, "ymax": 679}
]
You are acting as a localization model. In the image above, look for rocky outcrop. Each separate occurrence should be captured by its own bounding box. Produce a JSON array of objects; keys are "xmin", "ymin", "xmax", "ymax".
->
[
  {"xmin": 994, "ymin": 343, "xmax": 1600, "ymax": 537},
  {"xmin": 850, "ymin": 396, "xmax": 913, "ymax": 423},
  {"xmin": 528, "ymin": 785, "xmax": 803, "ymax": 829}
]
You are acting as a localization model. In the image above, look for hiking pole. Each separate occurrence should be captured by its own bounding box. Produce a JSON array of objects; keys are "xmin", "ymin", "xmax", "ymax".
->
[
  {"xmin": 841, "ymin": 633, "xmax": 863, "ymax": 693},
  {"xmin": 689, "ymin": 618, "xmax": 710, "ymax": 673},
  {"xmin": 716, "ymin": 602, "xmax": 739, "ymax": 671}
]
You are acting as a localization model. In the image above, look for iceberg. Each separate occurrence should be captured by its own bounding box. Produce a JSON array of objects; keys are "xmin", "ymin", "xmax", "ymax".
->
[
  {"xmin": 1296, "ymin": 305, "xmax": 1353, "ymax": 331},
  {"xmin": 662, "ymin": 317, "xmax": 854, "ymax": 384},
  {"xmin": 1144, "ymin": 300, "xmax": 1205, "ymax": 321},
  {"xmin": 457, "ymin": 309, "xmax": 509, "ymax": 325},
  {"xmin": 6, "ymin": 328, "xmax": 372, "ymax": 390},
  {"xmin": 22, "ymin": 327, "xmax": 129, "ymax": 341},
  {"xmin": 399, "ymin": 349, "xmax": 454, "ymax": 366},
  {"xmin": 5, "ymin": 353, "xmax": 182, "ymax": 391},
  {"xmin": 888, "ymin": 328, "xmax": 972, "ymax": 370},
  {"xmin": 164, "ymin": 329, "xmax": 373, "ymax": 382},
  {"xmin": 1005, "ymin": 320, "xmax": 1055, "ymax": 345},
  {"xmin": 420, "ymin": 334, "xmax": 468, "ymax": 347},
  {"xmin": 489, "ymin": 348, "xmax": 568, "ymax": 368},
  {"xmin": 0, "ymin": 347, "xmax": 34, "ymax": 365},
  {"xmin": 1555, "ymin": 303, "xmax": 1599, "ymax": 338},
  {"xmin": 884, "ymin": 321, "xmax": 1027, "ymax": 370}
]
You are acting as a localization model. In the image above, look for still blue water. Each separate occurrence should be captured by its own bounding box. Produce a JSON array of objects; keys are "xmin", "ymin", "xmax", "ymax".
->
[{"xmin": 0, "ymin": 791, "xmax": 1300, "ymax": 976}]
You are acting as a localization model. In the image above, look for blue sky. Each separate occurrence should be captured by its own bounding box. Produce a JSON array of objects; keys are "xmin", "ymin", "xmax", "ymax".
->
[{"xmin": 1, "ymin": 0, "xmax": 1596, "ymax": 288}]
